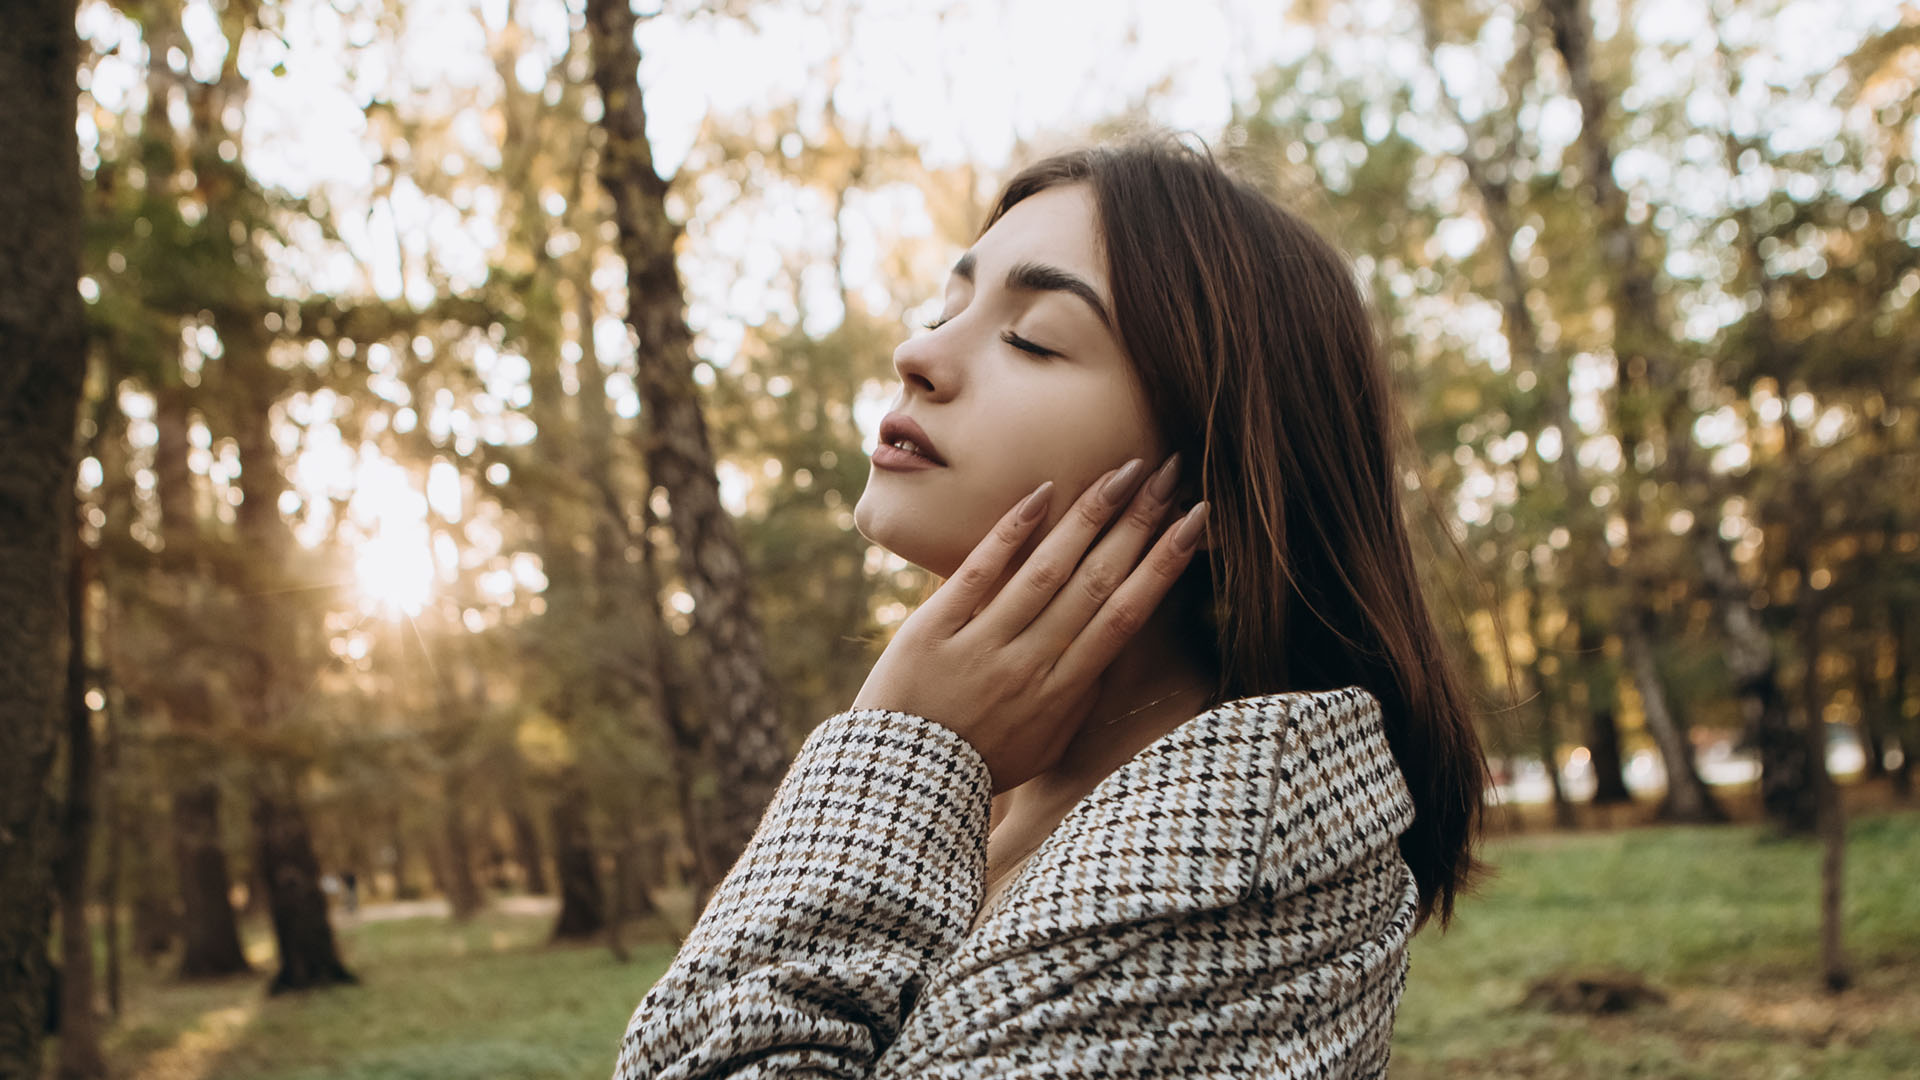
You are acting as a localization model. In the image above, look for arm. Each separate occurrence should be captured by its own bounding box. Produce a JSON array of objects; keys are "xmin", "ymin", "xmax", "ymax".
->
[{"xmin": 613, "ymin": 708, "xmax": 991, "ymax": 1080}]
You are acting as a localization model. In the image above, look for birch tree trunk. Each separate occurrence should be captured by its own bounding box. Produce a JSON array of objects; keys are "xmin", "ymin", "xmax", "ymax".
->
[
  {"xmin": 1536, "ymin": 0, "xmax": 1758, "ymax": 818},
  {"xmin": 587, "ymin": 0, "xmax": 788, "ymax": 872},
  {"xmin": 1421, "ymin": 5, "xmax": 1704, "ymax": 816},
  {"xmin": 0, "ymin": 0, "xmax": 86, "ymax": 1070}
]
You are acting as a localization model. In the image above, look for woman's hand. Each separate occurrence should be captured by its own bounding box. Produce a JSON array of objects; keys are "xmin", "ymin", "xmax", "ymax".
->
[{"xmin": 850, "ymin": 455, "xmax": 1210, "ymax": 792}]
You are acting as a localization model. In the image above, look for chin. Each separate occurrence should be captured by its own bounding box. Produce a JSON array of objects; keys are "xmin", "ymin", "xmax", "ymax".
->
[{"xmin": 853, "ymin": 487, "xmax": 970, "ymax": 579}]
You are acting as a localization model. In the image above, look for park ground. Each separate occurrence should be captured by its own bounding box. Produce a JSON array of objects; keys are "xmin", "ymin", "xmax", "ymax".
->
[{"xmin": 59, "ymin": 808, "xmax": 1920, "ymax": 1079}]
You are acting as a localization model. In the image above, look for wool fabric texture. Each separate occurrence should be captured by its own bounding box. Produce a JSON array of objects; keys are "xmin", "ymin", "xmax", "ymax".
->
[{"xmin": 614, "ymin": 685, "xmax": 1418, "ymax": 1078}]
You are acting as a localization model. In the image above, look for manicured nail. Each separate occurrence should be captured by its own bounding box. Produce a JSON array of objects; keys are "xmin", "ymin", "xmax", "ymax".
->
[
  {"xmin": 1170, "ymin": 502, "xmax": 1210, "ymax": 554},
  {"xmin": 1101, "ymin": 459, "xmax": 1144, "ymax": 505},
  {"xmin": 1146, "ymin": 453, "xmax": 1181, "ymax": 502},
  {"xmin": 1018, "ymin": 481, "xmax": 1053, "ymax": 522}
]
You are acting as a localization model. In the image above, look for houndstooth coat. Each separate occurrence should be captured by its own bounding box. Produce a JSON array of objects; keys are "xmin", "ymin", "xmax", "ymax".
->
[{"xmin": 614, "ymin": 685, "xmax": 1418, "ymax": 1078}]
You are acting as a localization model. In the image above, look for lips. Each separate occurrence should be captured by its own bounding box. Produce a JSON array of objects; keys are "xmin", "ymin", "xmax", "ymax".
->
[{"xmin": 877, "ymin": 413, "xmax": 947, "ymax": 466}]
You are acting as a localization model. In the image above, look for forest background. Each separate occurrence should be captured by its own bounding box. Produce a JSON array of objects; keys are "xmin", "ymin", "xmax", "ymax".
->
[{"xmin": 1, "ymin": 0, "xmax": 1917, "ymax": 1077}]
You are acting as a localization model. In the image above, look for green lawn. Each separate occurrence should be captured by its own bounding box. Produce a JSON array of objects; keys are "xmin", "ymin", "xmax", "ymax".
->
[
  {"xmin": 1395, "ymin": 811, "xmax": 1920, "ymax": 1078},
  {"xmin": 71, "ymin": 811, "xmax": 1920, "ymax": 1079}
]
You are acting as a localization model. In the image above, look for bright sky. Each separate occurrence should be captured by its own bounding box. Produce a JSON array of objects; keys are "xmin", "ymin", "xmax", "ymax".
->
[{"xmin": 71, "ymin": 0, "xmax": 1910, "ymax": 625}]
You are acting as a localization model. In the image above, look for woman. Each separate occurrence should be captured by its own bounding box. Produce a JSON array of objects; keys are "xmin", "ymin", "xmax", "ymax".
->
[{"xmin": 614, "ymin": 137, "xmax": 1488, "ymax": 1078}]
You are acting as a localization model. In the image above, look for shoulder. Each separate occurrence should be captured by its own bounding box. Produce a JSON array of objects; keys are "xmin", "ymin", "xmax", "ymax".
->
[{"xmin": 966, "ymin": 686, "xmax": 1415, "ymax": 944}]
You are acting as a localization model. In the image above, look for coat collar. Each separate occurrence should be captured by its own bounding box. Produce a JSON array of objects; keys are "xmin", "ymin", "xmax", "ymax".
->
[{"xmin": 954, "ymin": 685, "xmax": 1414, "ymax": 959}]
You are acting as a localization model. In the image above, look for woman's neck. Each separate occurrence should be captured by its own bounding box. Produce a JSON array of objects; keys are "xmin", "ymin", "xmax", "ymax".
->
[{"xmin": 988, "ymin": 603, "xmax": 1216, "ymax": 834}]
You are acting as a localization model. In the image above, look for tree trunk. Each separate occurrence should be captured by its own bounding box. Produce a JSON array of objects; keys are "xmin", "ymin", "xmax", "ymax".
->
[
  {"xmin": 1755, "ymin": 420, "xmax": 1820, "ymax": 833},
  {"xmin": 549, "ymin": 778, "xmax": 605, "ymax": 941},
  {"xmin": 0, "ymin": 0, "xmax": 86, "ymax": 1070},
  {"xmin": 252, "ymin": 788, "xmax": 355, "ymax": 993},
  {"xmin": 440, "ymin": 774, "xmax": 484, "ymax": 920},
  {"xmin": 509, "ymin": 803, "xmax": 550, "ymax": 896},
  {"xmin": 1891, "ymin": 605, "xmax": 1915, "ymax": 799},
  {"xmin": 55, "ymin": 521, "xmax": 106, "ymax": 1079},
  {"xmin": 1576, "ymin": 607, "xmax": 1633, "ymax": 809},
  {"xmin": 1622, "ymin": 609, "xmax": 1724, "ymax": 822},
  {"xmin": 587, "ymin": 0, "xmax": 788, "ymax": 874},
  {"xmin": 229, "ymin": 329, "xmax": 353, "ymax": 993},
  {"xmin": 1532, "ymin": 668, "xmax": 1578, "ymax": 831},
  {"xmin": 1802, "ymin": 609, "xmax": 1850, "ymax": 991},
  {"xmin": 574, "ymin": 280, "xmax": 721, "ymax": 901},
  {"xmin": 1543, "ymin": 0, "xmax": 1779, "ymax": 827},
  {"xmin": 153, "ymin": 386, "xmax": 253, "ymax": 976}
]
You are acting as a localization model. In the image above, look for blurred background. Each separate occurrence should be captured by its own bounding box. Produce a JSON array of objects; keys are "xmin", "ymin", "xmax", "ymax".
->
[{"xmin": 21, "ymin": 0, "xmax": 1920, "ymax": 1075}]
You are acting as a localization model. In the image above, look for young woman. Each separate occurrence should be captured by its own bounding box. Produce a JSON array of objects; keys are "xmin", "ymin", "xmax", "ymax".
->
[{"xmin": 614, "ymin": 137, "xmax": 1488, "ymax": 1078}]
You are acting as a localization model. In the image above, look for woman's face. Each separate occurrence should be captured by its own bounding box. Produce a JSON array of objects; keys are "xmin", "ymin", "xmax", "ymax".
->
[{"xmin": 855, "ymin": 183, "xmax": 1165, "ymax": 578}]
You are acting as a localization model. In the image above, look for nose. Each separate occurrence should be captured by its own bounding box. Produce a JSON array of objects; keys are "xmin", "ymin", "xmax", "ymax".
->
[{"xmin": 891, "ymin": 325, "xmax": 958, "ymax": 403}]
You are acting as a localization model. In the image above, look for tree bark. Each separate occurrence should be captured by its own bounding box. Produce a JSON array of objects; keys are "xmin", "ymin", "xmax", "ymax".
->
[
  {"xmin": 0, "ymin": 0, "xmax": 86, "ymax": 1070},
  {"xmin": 587, "ymin": 0, "xmax": 788, "ymax": 873},
  {"xmin": 55, "ymin": 517, "xmax": 106, "ymax": 1079}
]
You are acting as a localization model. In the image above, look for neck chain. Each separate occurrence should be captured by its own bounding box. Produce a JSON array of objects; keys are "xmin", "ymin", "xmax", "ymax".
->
[{"xmin": 1099, "ymin": 681, "xmax": 1207, "ymax": 727}]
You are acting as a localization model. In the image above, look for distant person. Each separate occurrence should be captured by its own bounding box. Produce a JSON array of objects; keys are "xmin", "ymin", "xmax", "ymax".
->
[
  {"xmin": 343, "ymin": 870, "xmax": 359, "ymax": 914},
  {"xmin": 615, "ymin": 136, "xmax": 1488, "ymax": 1077}
]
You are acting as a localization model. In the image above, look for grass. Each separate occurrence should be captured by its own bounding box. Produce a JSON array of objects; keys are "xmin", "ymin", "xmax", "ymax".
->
[
  {"xmin": 1394, "ymin": 810, "xmax": 1920, "ymax": 1078},
  {"xmin": 62, "ymin": 810, "xmax": 1920, "ymax": 1079},
  {"xmin": 93, "ymin": 909, "xmax": 674, "ymax": 1080}
]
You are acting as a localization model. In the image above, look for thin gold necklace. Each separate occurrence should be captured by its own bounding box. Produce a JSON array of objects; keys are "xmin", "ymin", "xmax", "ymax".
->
[{"xmin": 1099, "ymin": 681, "xmax": 1207, "ymax": 727}]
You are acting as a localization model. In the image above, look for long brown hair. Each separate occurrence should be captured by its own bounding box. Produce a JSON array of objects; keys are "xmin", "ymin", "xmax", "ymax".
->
[{"xmin": 984, "ymin": 137, "xmax": 1488, "ymax": 926}]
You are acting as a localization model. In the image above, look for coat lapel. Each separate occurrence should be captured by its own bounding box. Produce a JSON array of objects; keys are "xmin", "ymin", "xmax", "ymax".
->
[{"xmin": 950, "ymin": 685, "xmax": 1412, "ymax": 968}]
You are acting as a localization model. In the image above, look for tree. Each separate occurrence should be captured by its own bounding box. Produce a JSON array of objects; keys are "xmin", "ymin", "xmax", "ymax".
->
[
  {"xmin": 587, "ymin": 0, "xmax": 790, "ymax": 872},
  {"xmin": 0, "ymin": 0, "xmax": 86, "ymax": 1071},
  {"xmin": 1540, "ymin": 0, "xmax": 1759, "ymax": 824}
]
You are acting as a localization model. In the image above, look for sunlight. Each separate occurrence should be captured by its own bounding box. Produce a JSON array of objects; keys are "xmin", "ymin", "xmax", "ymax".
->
[{"xmin": 355, "ymin": 525, "xmax": 433, "ymax": 617}]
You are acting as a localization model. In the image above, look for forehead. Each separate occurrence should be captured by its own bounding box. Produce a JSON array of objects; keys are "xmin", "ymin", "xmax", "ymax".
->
[{"xmin": 968, "ymin": 183, "xmax": 1108, "ymax": 294}]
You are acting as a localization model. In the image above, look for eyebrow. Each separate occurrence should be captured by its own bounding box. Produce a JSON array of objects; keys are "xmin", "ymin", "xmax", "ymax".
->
[{"xmin": 951, "ymin": 251, "xmax": 1112, "ymax": 328}]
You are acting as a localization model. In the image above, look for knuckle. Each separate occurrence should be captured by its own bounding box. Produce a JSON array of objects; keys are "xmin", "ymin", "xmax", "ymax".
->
[
  {"xmin": 956, "ymin": 562, "xmax": 998, "ymax": 592},
  {"xmin": 1078, "ymin": 564, "xmax": 1121, "ymax": 604},
  {"xmin": 1074, "ymin": 498, "xmax": 1110, "ymax": 528},
  {"xmin": 1024, "ymin": 560, "xmax": 1067, "ymax": 594},
  {"xmin": 1102, "ymin": 596, "xmax": 1147, "ymax": 642}
]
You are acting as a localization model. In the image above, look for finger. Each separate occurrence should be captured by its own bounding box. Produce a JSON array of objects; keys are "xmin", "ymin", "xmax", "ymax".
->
[
  {"xmin": 966, "ymin": 457, "xmax": 1147, "ymax": 643},
  {"xmin": 1047, "ymin": 501, "xmax": 1209, "ymax": 688},
  {"xmin": 915, "ymin": 480, "xmax": 1054, "ymax": 637},
  {"xmin": 1015, "ymin": 453, "xmax": 1183, "ymax": 660}
]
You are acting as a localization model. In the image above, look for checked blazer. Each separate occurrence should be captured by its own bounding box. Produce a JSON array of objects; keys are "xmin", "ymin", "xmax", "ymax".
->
[{"xmin": 613, "ymin": 685, "xmax": 1419, "ymax": 1078}]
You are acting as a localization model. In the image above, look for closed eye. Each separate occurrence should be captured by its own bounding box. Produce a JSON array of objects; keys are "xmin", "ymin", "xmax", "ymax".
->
[
  {"xmin": 1002, "ymin": 330, "xmax": 1059, "ymax": 358},
  {"xmin": 924, "ymin": 314, "xmax": 951, "ymax": 331}
]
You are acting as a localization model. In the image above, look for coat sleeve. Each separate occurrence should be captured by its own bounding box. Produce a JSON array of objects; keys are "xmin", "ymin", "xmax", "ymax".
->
[{"xmin": 612, "ymin": 708, "xmax": 992, "ymax": 1080}]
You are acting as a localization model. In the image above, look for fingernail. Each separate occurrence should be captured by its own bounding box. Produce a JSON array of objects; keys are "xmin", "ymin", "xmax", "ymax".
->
[
  {"xmin": 1170, "ymin": 502, "xmax": 1210, "ymax": 554},
  {"xmin": 1019, "ymin": 481, "xmax": 1053, "ymax": 522},
  {"xmin": 1101, "ymin": 459, "xmax": 1144, "ymax": 504},
  {"xmin": 1146, "ymin": 453, "xmax": 1181, "ymax": 502}
]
